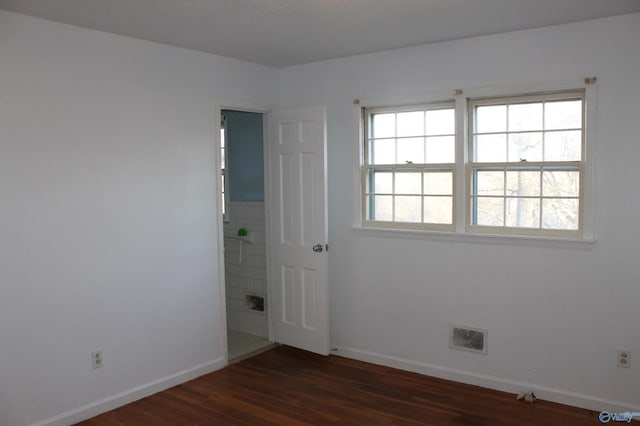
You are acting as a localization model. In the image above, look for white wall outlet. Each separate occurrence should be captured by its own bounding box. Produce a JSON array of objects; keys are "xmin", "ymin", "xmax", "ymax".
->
[
  {"xmin": 91, "ymin": 350, "xmax": 103, "ymax": 369},
  {"xmin": 618, "ymin": 349, "xmax": 630, "ymax": 368}
]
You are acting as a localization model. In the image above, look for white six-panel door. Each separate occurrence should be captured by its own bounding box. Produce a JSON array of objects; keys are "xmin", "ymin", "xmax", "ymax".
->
[{"xmin": 267, "ymin": 106, "xmax": 329, "ymax": 355}]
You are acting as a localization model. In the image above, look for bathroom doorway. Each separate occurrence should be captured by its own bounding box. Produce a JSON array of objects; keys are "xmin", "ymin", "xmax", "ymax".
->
[{"xmin": 220, "ymin": 109, "xmax": 275, "ymax": 362}]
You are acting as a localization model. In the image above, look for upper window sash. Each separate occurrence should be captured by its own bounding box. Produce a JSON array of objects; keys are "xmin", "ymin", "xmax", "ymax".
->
[
  {"xmin": 364, "ymin": 102, "xmax": 455, "ymax": 166},
  {"xmin": 468, "ymin": 91, "xmax": 585, "ymax": 164}
]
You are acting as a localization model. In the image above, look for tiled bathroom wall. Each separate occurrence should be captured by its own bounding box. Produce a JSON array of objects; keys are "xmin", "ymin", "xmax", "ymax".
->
[{"xmin": 224, "ymin": 201, "xmax": 268, "ymax": 337}]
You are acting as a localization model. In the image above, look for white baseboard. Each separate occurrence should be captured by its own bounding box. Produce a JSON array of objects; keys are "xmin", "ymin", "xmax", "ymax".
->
[
  {"xmin": 332, "ymin": 345, "xmax": 639, "ymax": 413},
  {"xmin": 31, "ymin": 357, "xmax": 226, "ymax": 426}
]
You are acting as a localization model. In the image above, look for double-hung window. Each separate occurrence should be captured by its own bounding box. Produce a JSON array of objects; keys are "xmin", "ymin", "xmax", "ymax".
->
[
  {"xmin": 468, "ymin": 91, "xmax": 584, "ymax": 238},
  {"xmin": 361, "ymin": 85, "xmax": 590, "ymax": 239},
  {"xmin": 363, "ymin": 104, "xmax": 456, "ymax": 231}
]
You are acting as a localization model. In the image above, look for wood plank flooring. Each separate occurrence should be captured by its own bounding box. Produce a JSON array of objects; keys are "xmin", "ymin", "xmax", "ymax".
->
[{"xmin": 78, "ymin": 346, "xmax": 602, "ymax": 425}]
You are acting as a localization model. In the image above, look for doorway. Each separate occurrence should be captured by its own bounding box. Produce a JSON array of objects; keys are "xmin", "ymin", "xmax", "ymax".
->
[{"xmin": 220, "ymin": 109, "xmax": 275, "ymax": 362}]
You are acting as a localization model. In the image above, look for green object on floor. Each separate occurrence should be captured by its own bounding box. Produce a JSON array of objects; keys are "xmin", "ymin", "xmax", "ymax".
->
[{"xmin": 237, "ymin": 227, "xmax": 248, "ymax": 237}]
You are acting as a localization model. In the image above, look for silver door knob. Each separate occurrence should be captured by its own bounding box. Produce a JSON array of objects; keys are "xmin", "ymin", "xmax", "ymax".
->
[{"xmin": 312, "ymin": 243, "xmax": 324, "ymax": 253}]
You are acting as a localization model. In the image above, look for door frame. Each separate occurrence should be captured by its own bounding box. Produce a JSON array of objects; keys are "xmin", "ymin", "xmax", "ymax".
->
[{"xmin": 213, "ymin": 98, "xmax": 273, "ymax": 366}]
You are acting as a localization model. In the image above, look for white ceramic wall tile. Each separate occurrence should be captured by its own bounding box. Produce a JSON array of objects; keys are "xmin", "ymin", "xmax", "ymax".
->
[{"xmin": 224, "ymin": 201, "xmax": 268, "ymax": 338}]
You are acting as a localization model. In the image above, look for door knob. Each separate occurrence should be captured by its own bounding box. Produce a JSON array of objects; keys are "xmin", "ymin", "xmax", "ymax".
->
[{"xmin": 312, "ymin": 243, "xmax": 324, "ymax": 253}]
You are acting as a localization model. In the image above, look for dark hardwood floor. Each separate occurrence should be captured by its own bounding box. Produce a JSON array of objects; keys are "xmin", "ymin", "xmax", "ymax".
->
[{"xmin": 78, "ymin": 346, "xmax": 602, "ymax": 425}]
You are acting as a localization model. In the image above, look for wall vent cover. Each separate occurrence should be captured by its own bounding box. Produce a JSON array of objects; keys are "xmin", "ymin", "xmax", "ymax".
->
[
  {"xmin": 450, "ymin": 324, "xmax": 487, "ymax": 354},
  {"xmin": 245, "ymin": 294, "xmax": 265, "ymax": 312}
]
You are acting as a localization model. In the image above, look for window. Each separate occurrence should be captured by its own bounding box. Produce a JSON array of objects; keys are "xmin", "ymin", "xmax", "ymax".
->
[
  {"xmin": 360, "ymin": 85, "xmax": 591, "ymax": 239},
  {"xmin": 363, "ymin": 104, "xmax": 456, "ymax": 231},
  {"xmin": 220, "ymin": 116, "xmax": 229, "ymax": 221},
  {"xmin": 468, "ymin": 92, "xmax": 584, "ymax": 238}
]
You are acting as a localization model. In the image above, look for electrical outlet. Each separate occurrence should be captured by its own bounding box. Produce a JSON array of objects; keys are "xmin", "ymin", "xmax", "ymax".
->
[
  {"xmin": 618, "ymin": 349, "xmax": 630, "ymax": 368},
  {"xmin": 91, "ymin": 351, "xmax": 103, "ymax": 369}
]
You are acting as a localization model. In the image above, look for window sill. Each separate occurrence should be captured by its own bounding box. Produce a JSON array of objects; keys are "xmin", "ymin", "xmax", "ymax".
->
[{"xmin": 352, "ymin": 226, "xmax": 597, "ymax": 249}]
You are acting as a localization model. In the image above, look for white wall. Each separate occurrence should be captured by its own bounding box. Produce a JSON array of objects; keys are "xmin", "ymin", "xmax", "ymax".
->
[
  {"xmin": 0, "ymin": 10, "xmax": 277, "ymax": 426},
  {"xmin": 278, "ymin": 13, "xmax": 640, "ymax": 411}
]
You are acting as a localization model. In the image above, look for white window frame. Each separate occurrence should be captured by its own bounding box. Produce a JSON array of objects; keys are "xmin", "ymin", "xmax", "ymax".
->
[
  {"xmin": 362, "ymin": 102, "xmax": 456, "ymax": 232},
  {"xmin": 467, "ymin": 90, "xmax": 585, "ymax": 239},
  {"xmin": 356, "ymin": 78, "xmax": 597, "ymax": 243},
  {"xmin": 220, "ymin": 116, "xmax": 230, "ymax": 222}
]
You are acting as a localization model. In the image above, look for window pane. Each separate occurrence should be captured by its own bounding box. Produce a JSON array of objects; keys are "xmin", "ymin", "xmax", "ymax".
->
[
  {"xmin": 509, "ymin": 103, "xmax": 542, "ymax": 131},
  {"xmin": 476, "ymin": 105, "xmax": 506, "ymax": 133},
  {"xmin": 508, "ymin": 132, "xmax": 543, "ymax": 162},
  {"xmin": 371, "ymin": 138, "xmax": 395, "ymax": 164},
  {"xmin": 476, "ymin": 170, "xmax": 504, "ymax": 196},
  {"xmin": 220, "ymin": 128, "xmax": 226, "ymax": 167},
  {"xmin": 395, "ymin": 196, "xmax": 422, "ymax": 222},
  {"xmin": 426, "ymin": 109, "xmax": 455, "ymax": 135},
  {"xmin": 506, "ymin": 198, "xmax": 540, "ymax": 228},
  {"xmin": 506, "ymin": 170, "xmax": 540, "ymax": 197},
  {"xmin": 475, "ymin": 134, "xmax": 507, "ymax": 162},
  {"xmin": 222, "ymin": 178, "xmax": 225, "ymax": 215},
  {"xmin": 544, "ymin": 130, "xmax": 582, "ymax": 161},
  {"xmin": 426, "ymin": 136, "xmax": 455, "ymax": 163},
  {"xmin": 542, "ymin": 198, "xmax": 579, "ymax": 230},
  {"xmin": 542, "ymin": 170, "xmax": 579, "ymax": 197},
  {"xmin": 475, "ymin": 197, "xmax": 504, "ymax": 226},
  {"xmin": 424, "ymin": 196, "xmax": 452, "ymax": 224},
  {"xmin": 397, "ymin": 137, "xmax": 424, "ymax": 164},
  {"xmin": 545, "ymin": 100, "xmax": 582, "ymax": 130},
  {"xmin": 372, "ymin": 195, "xmax": 392, "ymax": 221},
  {"xmin": 395, "ymin": 172, "xmax": 422, "ymax": 195},
  {"xmin": 397, "ymin": 111, "xmax": 424, "ymax": 137},
  {"xmin": 372, "ymin": 113, "xmax": 395, "ymax": 138},
  {"xmin": 424, "ymin": 172, "xmax": 452, "ymax": 195},
  {"xmin": 369, "ymin": 170, "xmax": 393, "ymax": 193}
]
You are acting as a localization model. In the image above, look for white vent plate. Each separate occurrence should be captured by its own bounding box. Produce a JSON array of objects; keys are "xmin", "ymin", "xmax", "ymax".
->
[
  {"xmin": 450, "ymin": 324, "xmax": 487, "ymax": 354},
  {"xmin": 245, "ymin": 294, "xmax": 265, "ymax": 312}
]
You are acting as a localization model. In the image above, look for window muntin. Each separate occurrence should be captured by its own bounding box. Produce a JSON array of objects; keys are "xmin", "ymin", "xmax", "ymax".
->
[
  {"xmin": 468, "ymin": 91, "xmax": 585, "ymax": 237},
  {"xmin": 363, "ymin": 104, "xmax": 455, "ymax": 230}
]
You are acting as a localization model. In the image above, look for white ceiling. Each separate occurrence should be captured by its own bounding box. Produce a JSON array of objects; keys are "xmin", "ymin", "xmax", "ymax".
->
[{"xmin": 1, "ymin": 0, "xmax": 639, "ymax": 68}]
